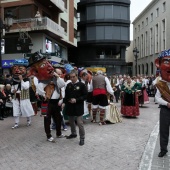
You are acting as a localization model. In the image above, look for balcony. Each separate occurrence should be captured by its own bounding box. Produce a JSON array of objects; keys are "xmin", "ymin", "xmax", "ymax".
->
[
  {"xmin": 11, "ymin": 17, "xmax": 65, "ymax": 38},
  {"xmin": 37, "ymin": 0, "xmax": 65, "ymax": 12},
  {"xmin": 50, "ymin": 0, "xmax": 65, "ymax": 12}
]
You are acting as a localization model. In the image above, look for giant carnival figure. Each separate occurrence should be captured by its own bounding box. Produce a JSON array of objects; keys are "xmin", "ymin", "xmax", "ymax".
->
[
  {"xmin": 28, "ymin": 52, "xmax": 65, "ymax": 142},
  {"xmin": 155, "ymin": 49, "xmax": 170, "ymax": 157},
  {"xmin": 11, "ymin": 59, "xmax": 34, "ymax": 129}
]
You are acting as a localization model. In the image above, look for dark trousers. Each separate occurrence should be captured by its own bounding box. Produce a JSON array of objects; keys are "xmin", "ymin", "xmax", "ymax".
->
[
  {"xmin": 68, "ymin": 116, "xmax": 85, "ymax": 140},
  {"xmin": 44, "ymin": 99, "xmax": 62, "ymax": 138},
  {"xmin": 0, "ymin": 107, "xmax": 5, "ymax": 118},
  {"xmin": 160, "ymin": 106, "xmax": 170, "ymax": 153}
]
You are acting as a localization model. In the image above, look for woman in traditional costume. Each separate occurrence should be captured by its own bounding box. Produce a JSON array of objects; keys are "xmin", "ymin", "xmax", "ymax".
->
[
  {"xmin": 138, "ymin": 77, "xmax": 150, "ymax": 107},
  {"xmin": 121, "ymin": 76, "xmax": 141, "ymax": 117}
]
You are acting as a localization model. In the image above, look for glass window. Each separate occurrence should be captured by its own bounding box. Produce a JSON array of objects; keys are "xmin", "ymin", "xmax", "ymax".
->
[
  {"xmin": 87, "ymin": 6, "xmax": 95, "ymax": 20},
  {"xmin": 61, "ymin": 19, "xmax": 67, "ymax": 33},
  {"xmin": 87, "ymin": 27, "xmax": 95, "ymax": 40},
  {"xmin": 96, "ymin": 26, "xmax": 104, "ymax": 40},
  {"xmin": 156, "ymin": 8, "xmax": 159, "ymax": 17},
  {"xmin": 105, "ymin": 5, "xmax": 112, "ymax": 19},
  {"xmin": 96, "ymin": 6, "xmax": 104, "ymax": 19},
  {"xmin": 105, "ymin": 26, "xmax": 112, "ymax": 40},
  {"xmin": 163, "ymin": 2, "xmax": 166, "ymax": 12},
  {"xmin": 151, "ymin": 13, "xmax": 153, "ymax": 22},
  {"xmin": 146, "ymin": 17, "xmax": 148, "ymax": 26},
  {"xmin": 46, "ymin": 38, "xmax": 52, "ymax": 53}
]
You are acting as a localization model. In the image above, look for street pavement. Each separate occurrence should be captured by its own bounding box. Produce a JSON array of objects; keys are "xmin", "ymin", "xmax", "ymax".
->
[{"xmin": 0, "ymin": 97, "xmax": 162, "ymax": 170}]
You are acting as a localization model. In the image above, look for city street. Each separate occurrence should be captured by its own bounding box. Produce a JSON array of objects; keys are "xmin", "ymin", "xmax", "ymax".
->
[{"xmin": 0, "ymin": 97, "xmax": 160, "ymax": 170}]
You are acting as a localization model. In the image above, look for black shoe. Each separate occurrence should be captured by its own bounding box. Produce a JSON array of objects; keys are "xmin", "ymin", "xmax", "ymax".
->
[
  {"xmin": 79, "ymin": 139, "xmax": 84, "ymax": 146},
  {"xmin": 66, "ymin": 134, "xmax": 77, "ymax": 139},
  {"xmin": 0, "ymin": 117, "xmax": 4, "ymax": 120},
  {"xmin": 158, "ymin": 151, "xmax": 167, "ymax": 157}
]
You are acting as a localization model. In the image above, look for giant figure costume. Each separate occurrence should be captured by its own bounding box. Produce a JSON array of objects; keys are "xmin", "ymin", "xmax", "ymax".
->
[
  {"xmin": 11, "ymin": 59, "xmax": 34, "ymax": 129},
  {"xmin": 28, "ymin": 52, "xmax": 65, "ymax": 142},
  {"xmin": 155, "ymin": 49, "xmax": 170, "ymax": 157}
]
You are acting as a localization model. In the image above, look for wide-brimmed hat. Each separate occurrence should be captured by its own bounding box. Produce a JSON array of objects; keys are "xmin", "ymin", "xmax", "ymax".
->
[{"xmin": 27, "ymin": 52, "xmax": 46, "ymax": 67}]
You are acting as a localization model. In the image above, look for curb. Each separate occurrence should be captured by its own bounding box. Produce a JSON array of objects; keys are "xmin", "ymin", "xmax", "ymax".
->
[{"xmin": 138, "ymin": 121, "xmax": 159, "ymax": 170}]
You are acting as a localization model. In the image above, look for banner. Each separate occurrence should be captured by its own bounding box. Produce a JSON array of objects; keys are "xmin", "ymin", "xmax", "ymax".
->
[
  {"xmin": 2, "ymin": 60, "xmax": 15, "ymax": 68},
  {"xmin": 86, "ymin": 67, "xmax": 106, "ymax": 73}
]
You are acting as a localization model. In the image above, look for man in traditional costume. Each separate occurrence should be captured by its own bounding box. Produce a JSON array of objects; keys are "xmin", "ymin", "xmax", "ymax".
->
[
  {"xmin": 155, "ymin": 49, "xmax": 170, "ymax": 157},
  {"xmin": 28, "ymin": 52, "xmax": 65, "ymax": 142},
  {"xmin": 91, "ymin": 70, "xmax": 114, "ymax": 125},
  {"xmin": 121, "ymin": 76, "xmax": 141, "ymax": 117},
  {"xmin": 11, "ymin": 59, "xmax": 34, "ymax": 129}
]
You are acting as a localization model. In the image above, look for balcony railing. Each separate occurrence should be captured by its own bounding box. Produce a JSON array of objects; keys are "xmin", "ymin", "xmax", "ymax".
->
[
  {"xmin": 12, "ymin": 17, "xmax": 65, "ymax": 38},
  {"xmin": 50, "ymin": 0, "xmax": 65, "ymax": 11}
]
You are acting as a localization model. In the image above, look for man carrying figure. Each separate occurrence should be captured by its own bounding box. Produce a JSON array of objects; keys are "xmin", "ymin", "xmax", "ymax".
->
[
  {"xmin": 155, "ymin": 49, "xmax": 170, "ymax": 157},
  {"xmin": 11, "ymin": 59, "xmax": 34, "ymax": 129},
  {"xmin": 28, "ymin": 52, "xmax": 65, "ymax": 142}
]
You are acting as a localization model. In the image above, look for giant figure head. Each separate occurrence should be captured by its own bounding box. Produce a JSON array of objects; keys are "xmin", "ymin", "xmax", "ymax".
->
[
  {"xmin": 155, "ymin": 49, "xmax": 170, "ymax": 82},
  {"xmin": 27, "ymin": 52, "xmax": 54, "ymax": 81},
  {"xmin": 11, "ymin": 59, "xmax": 28, "ymax": 81}
]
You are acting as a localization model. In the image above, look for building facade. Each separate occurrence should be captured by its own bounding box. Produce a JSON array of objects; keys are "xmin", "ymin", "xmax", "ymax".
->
[
  {"xmin": 0, "ymin": 0, "xmax": 77, "ymax": 74},
  {"xmin": 74, "ymin": 0, "xmax": 131, "ymax": 75},
  {"xmin": 132, "ymin": 0, "xmax": 169, "ymax": 76}
]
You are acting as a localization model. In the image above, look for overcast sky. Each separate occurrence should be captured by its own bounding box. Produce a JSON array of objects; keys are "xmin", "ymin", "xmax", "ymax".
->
[{"xmin": 130, "ymin": 0, "xmax": 152, "ymax": 40}]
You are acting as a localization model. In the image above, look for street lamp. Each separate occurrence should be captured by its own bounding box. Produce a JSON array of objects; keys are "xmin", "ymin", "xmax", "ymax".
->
[
  {"xmin": 17, "ymin": 31, "xmax": 33, "ymax": 54},
  {"xmin": 0, "ymin": 10, "xmax": 13, "ymax": 77},
  {"xmin": 133, "ymin": 47, "xmax": 139, "ymax": 76}
]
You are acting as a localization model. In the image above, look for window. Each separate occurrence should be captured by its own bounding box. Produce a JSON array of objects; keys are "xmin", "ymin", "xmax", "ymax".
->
[
  {"xmin": 74, "ymin": 29, "xmax": 77, "ymax": 38},
  {"xmin": 142, "ymin": 21, "xmax": 144, "ymax": 28},
  {"xmin": 155, "ymin": 24, "xmax": 159, "ymax": 53},
  {"xmin": 46, "ymin": 38, "xmax": 52, "ymax": 53},
  {"xmin": 162, "ymin": 19, "xmax": 166, "ymax": 50},
  {"xmin": 74, "ymin": 8, "xmax": 77, "ymax": 18},
  {"xmin": 150, "ymin": 28, "xmax": 153, "ymax": 54},
  {"xmin": 61, "ymin": 19, "xmax": 67, "ymax": 33},
  {"xmin": 145, "ymin": 31, "xmax": 148, "ymax": 56},
  {"xmin": 96, "ymin": 48, "xmax": 120, "ymax": 59},
  {"xmin": 4, "ymin": 5, "xmax": 37, "ymax": 19},
  {"xmin": 163, "ymin": 2, "xmax": 166, "ymax": 12},
  {"xmin": 138, "ymin": 25, "xmax": 140, "ymax": 31},
  {"xmin": 151, "ymin": 13, "xmax": 153, "ymax": 22},
  {"xmin": 156, "ymin": 8, "xmax": 159, "ymax": 17},
  {"xmin": 146, "ymin": 17, "xmax": 148, "ymax": 26},
  {"xmin": 135, "ymin": 28, "xmax": 137, "ymax": 34},
  {"xmin": 63, "ymin": 0, "xmax": 67, "ymax": 9}
]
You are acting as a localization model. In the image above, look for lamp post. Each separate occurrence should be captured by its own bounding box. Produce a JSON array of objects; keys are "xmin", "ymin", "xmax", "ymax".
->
[
  {"xmin": 17, "ymin": 31, "xmax": 33, "ymax": 55},
  {"xmin": 0, "ymin": 10, "xmax": 13, "ymax": 77},
  {"xmin": 133, "ymin": 47, "xmax": 139, "ymax": 76}
]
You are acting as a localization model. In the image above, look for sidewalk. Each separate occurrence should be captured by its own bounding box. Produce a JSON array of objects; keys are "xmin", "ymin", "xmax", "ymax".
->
[
  {"xmin": 151, "ymin": 132, "xmax": 170, "ymax": 170},
  {"xmin": 139, "ymin": 120, "xmax": 170, "ymax": 170}
]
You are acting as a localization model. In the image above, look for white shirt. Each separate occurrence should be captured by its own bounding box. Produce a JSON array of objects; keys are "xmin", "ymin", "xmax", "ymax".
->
[
  {"xmin": 91, "ymin": 76, "xmax": 114, "ymax": 96},
  {"xmin": 155, "ymin": 80, "xmax": 170, "ymax": 106}
]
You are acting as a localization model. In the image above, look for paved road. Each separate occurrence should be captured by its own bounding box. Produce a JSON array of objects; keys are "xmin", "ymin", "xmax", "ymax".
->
[{"xmin": 0, "ymin": 97, "xmax": 159, "ymax": 170}]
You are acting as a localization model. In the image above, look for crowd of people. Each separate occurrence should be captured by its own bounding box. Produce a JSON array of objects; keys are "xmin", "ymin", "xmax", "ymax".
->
[{"xmin": 0, "ymin": 51, "xmax": 166, "ymax": 151}]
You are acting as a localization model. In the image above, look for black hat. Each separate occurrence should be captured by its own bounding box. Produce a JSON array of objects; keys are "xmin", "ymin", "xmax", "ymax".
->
[{"xmin": 27, "ymin": 52, "xmax": 46, "ymax": 67}]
